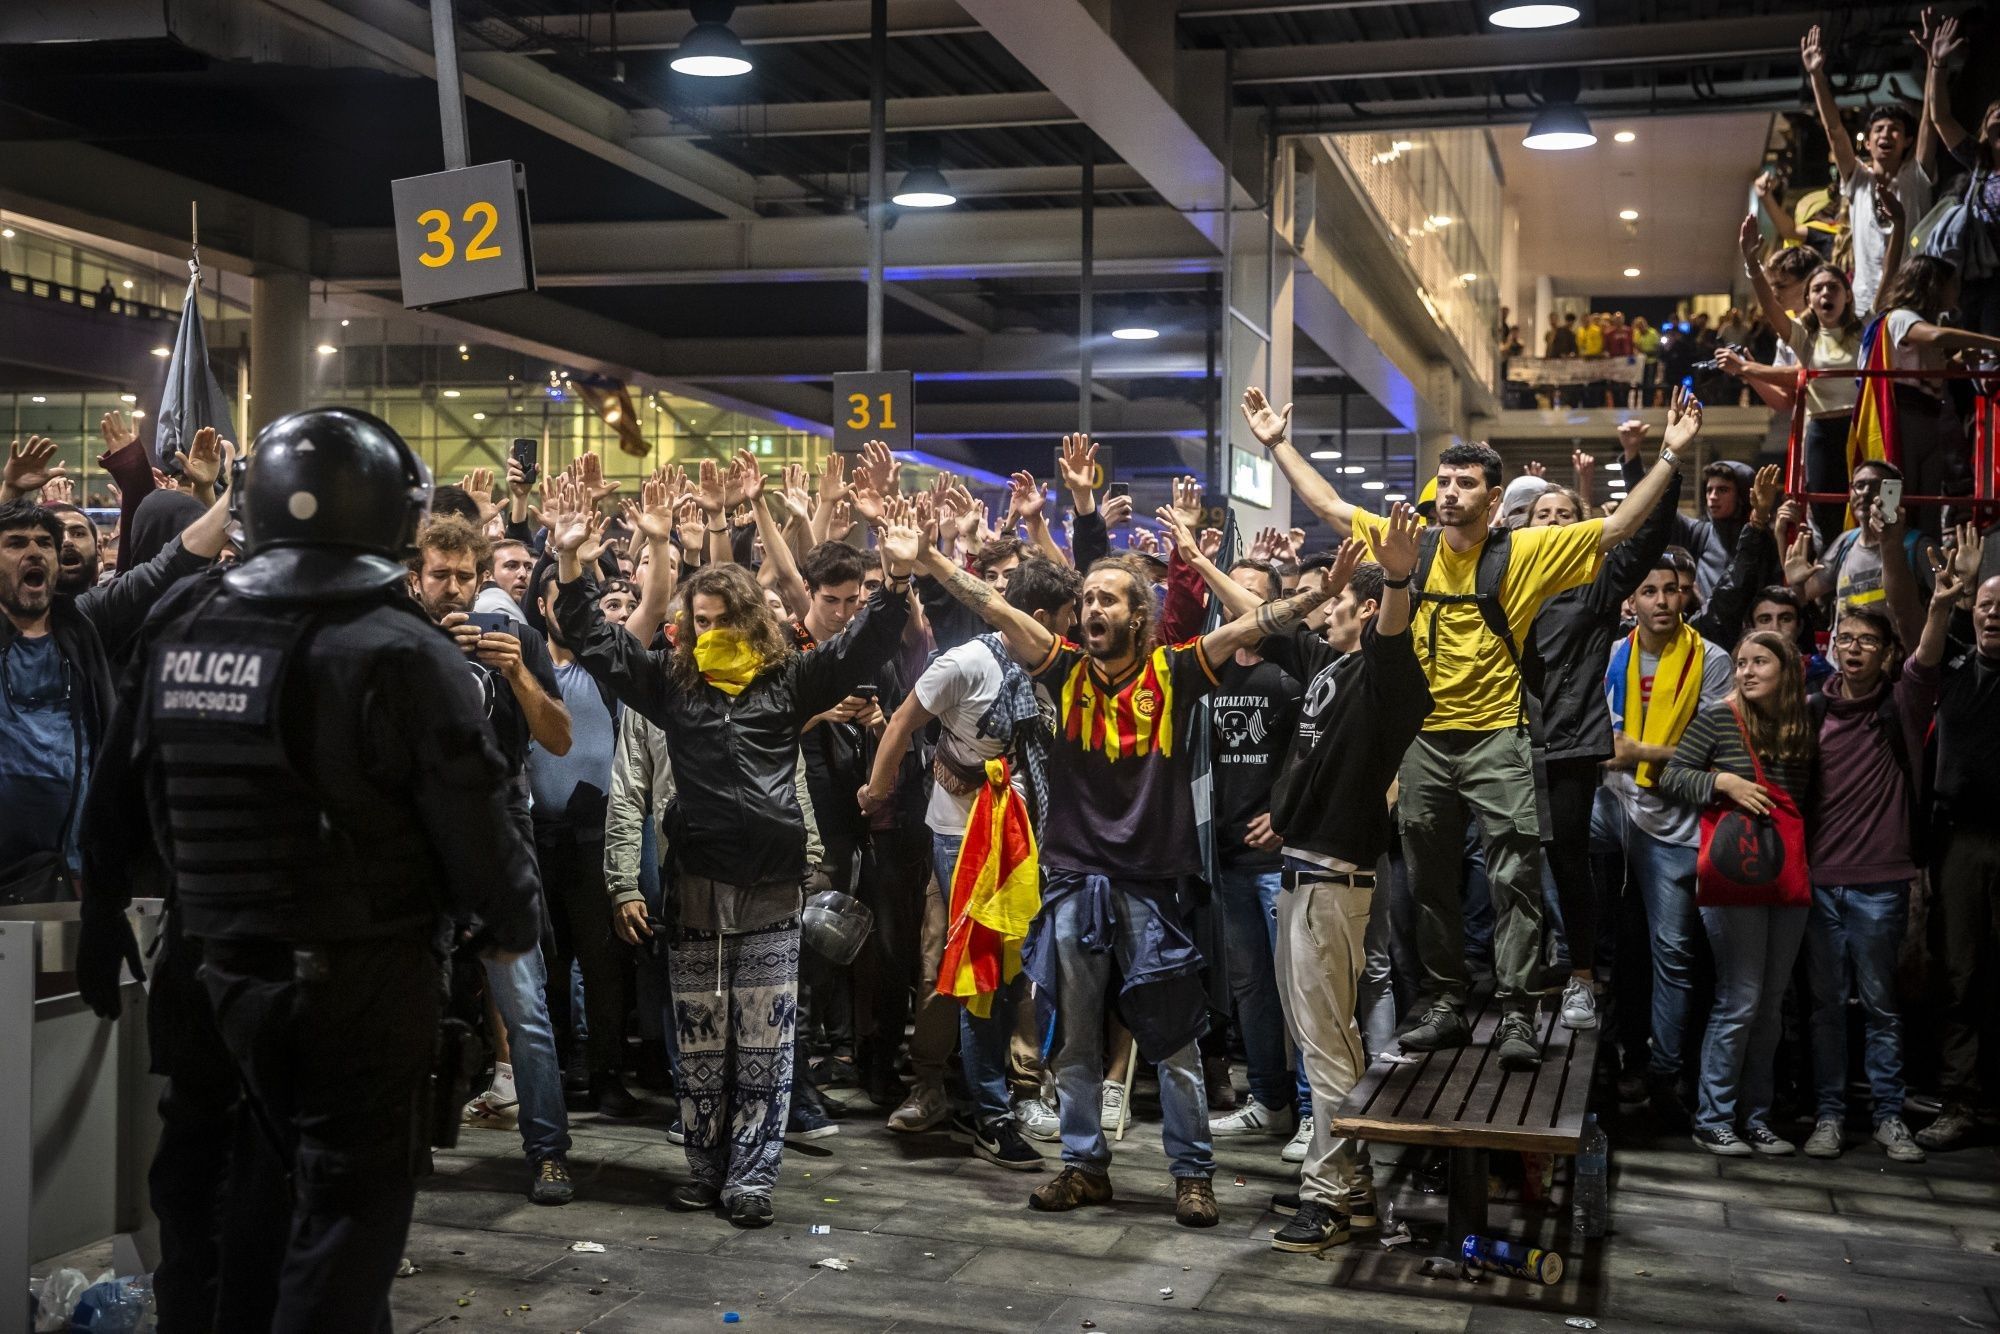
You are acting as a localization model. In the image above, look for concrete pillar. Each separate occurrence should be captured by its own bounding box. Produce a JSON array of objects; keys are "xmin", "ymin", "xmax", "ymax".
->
[
  {"xmin": 1534, "ymin": 273, "xmax": 1555, "ymax": 361},
  {"xmin": 247, "ymin": 270, "xmax": 309, "ymax": 433}
]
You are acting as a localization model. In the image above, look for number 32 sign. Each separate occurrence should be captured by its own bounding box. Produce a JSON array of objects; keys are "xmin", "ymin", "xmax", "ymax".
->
[
  {"xmin": 832, "ymin": 371, "xmax": 913, "ymax": 454},
  {"xmin": 391, "ymin": 161, "xmax": 536, "ymax": 308}
]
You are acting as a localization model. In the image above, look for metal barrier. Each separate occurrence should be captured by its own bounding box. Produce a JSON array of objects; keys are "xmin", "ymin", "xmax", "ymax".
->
[
  {"xmin": 1780, "ymin": 366, "xmax": 2000, "ymax": 515},
  {"xmin": 0, "ymin": 902, "xmax": 163, "ymax": 1334}
]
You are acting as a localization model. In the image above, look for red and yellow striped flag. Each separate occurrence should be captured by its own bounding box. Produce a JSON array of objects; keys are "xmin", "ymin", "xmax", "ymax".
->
[
  {"xmin": 936, "ymin": 757, "xmax": 1041, "ymax": 1018},
  {"xmin": 1844, "ymin": 315, "xmax": 1900, "ymax": 527}
]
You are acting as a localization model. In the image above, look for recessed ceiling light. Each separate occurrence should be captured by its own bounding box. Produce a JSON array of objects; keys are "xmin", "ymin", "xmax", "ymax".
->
[
  {"xmin": 1618, "ymin": 209, "xmax": 1639, "ymax": 221},
  {"xmin": 1385, "ymin": 492, "xmax": 1409, "ymax": 501},
  {"xmin": 31, "ymin": 395, "xmax": 46, "ymax": 404},
  {"xmin": 1459, "ymin": 272, "xmax": 1479, "ymax": 284},
  {"xmin": 151, "ymin": 346, "xmax": 171, "ymax": 357},
  {"xmin": 316, "ymin": 343, "xmax": 337, "ymax": 355},
  {"xmin": 1341, "ymin": 466, "xmax": 1367, "ymax": 475},
  {"xmin": 1110, "ymin": 326, "xmax": 1160, "ymax": 341},
  {"xmin": 1361, "ymin": 480, "xmax": 1387, "ymax": 491},
  {"xmin": 120, "ymin": 394, "xmax": 136, "ymax": 403},
  {"xmin": 1614, "ymin": 130, "xmax": 1637, "ymax": 144},
  {"xmin": 121, "ymin": 280, "xmax": 134, "ymax": 289},
  {"xmin": 443, "ymin": 389, "xmax": 461, "ymax": 398},
  {"xmin": 472, "ymin": 411, "xmax": 487, "ymax": 420},
  {"xmin": 131, "ymin": 409, "xmax": 145, "ymax": 418},
  {"xmin": 1623, "ymin": 267, "xmax": 1642, "ymax": 278},
  {"xmin": 1309, "ymin": 450, "xmax": 1342, "ymax": 461},
  {"xmin": 1426, "ymin": 214, "xmax": 1454, "ymax": 228},
  {"xmin": 340, "ymin": 318, "xmax": 351, "ymax": 327},
  {"xmin": 1485, "ymin": 2, "xmax": 1580, "ymax": 28},
  {"xmin": 0, "ymin": 228, "xmax": 14, "ymax": 239}
]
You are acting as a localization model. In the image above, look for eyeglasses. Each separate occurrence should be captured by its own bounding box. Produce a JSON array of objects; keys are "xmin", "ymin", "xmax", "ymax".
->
[{"xmin": 1831, "ymin": 632, "xmax": 1886, "ymax": 651}]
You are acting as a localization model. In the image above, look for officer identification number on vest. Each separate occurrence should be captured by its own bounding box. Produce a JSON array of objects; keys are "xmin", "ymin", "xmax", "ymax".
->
[{"xmin": 153, "ymin": 644, "xmax": 283, "ymax": 723}]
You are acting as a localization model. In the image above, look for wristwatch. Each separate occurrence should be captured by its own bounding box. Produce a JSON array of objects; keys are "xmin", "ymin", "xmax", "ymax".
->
[{"xmin": 1658, "ymin": 446, "xmax": 1677, "ymax": 468}]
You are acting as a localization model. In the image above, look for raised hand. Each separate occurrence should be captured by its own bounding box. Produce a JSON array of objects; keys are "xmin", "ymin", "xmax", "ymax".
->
[
  {"xmin": 2, "ymin": 436, "xmax": 65, "ymax": 499},
  {"xmin": 817, "ymin": 453, "xmax": 850, "ymax": 505},
  {"xmin": 1057, "ymin": 433, "xmax": 1099, "ymax": 496},
  {"xmin": 781, "ymin": 462, "xmax": 813, "ymax": 522},
  {"xmin": 1738, "ymin": 214, "xmax": 1762, "ymax": 267},
  {"xmin": 1009, "ymin": 471, "xmax": 1047, "ymax": 523},
  {"xmin": 576, "ymin": 451, "xmax": 621, "ymax": 504},
  {"xmin": 1372, "ymin": 500, "xmax": 1422, "ymax": 581},
  {"xmin": 1249, "ymin": 526, "xmax": 1282, "ymax": 562},
  {"xmin": 1615, "ymin": 419, "xmax": 1649, "ymax": 459},
  {"xmin": 42, "ymin": 475, "xmax": 75, "ymax": 506},
  {"xmin": 1168, "ymin": 475, "xmax": 1204, "ymax": 533},
  {"xmin": 1239, "ymin": 386, "xmax": 1293, "ymax": 448},
  {"xmin": 458, "ymin": 465, "xmax": 505, "ymax": 530},
  {"xmin": 675, "ymin": 496, "xmax": 707, "ymax": 552},
  {"xmin": 727, "ymin": 450, "xmax": 766, "ymax": 507},
  {"xmin": 1949, "ymin": 520, "xmax": 1984, "ymax": 587},
  {"xmin": 1750, "ymin": 464, "xmax": 1783, "ymax": 521},
  {"xmin": 1199, "ymin": 527, "xmax": 1224, "ymax": 560},
  {"xmin": 1324, "ymin": 535, "xmax": 1367, "ymax": 598},
  {"xmin": 1782, "ymin": 527, "xmax": 1817, "ymax": 587},
  {"xmin": 860, "ymin": 439, "xmax": 898, "ymax": 498},
  {"xmin": 1154, "ymin": 504, "xmax": 1199, "ymax": 557},
  {"xmin": 1930, "ymin": 12, "xmax": 1965, "ymax": 63},
  {"xmin": 695, "ymin": 457, "xmax": 728, "ymax": 516},
  {"xmin": 1572, "ymin": 448, "xmax": 1596, "ymax": 485},
  {"xmin": 953, "ymin": 493, "xmax": 983, "ymax": 544},
  {"xmin": 1128, "ymin": 526, "xmax": 1160, "ymax": 557},
  {"xmin": 631, "ymin": 473, "xmax": 678, "ymax": 544},
  {"xmin": 1930, "ymin": 547, "xmax": 1968, "ymax": 608},
  {"xmin": 1663, "ymin": 384, "xmax": 1703, "ymax": 452},
  {"xmin": 879, "ymin": 495, "xmax": 930, "ymax": 574},
  {"xmin": 1775, "ymin": 497, "xmax": 1804, "ymax": 541},
  {"xmin": 99, "ymin": 412, "xmax": 138, "ymax": 454},
  {"xmin": 176, "ymin": 426, "xmax": 226, "ymax": 502},
  {"xmin": 1523, "ymin": 459, "xmax": 1547, "ymax": 479},
  {"xmin": 1800, "ymin": 24, "xmax": 1825, "ymax": 75},
  {"xmin": 850, "ymin": 463, "xmax": 889, "ymax": 528},
  {"xmin": 1100, "ymin": 492, "xmax": 1133, "ymax": 528}
]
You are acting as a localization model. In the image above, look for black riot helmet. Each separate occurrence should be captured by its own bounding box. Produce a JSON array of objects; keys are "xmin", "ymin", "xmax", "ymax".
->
[{"xmin": 224, "ymin": 407, "xmax": 433, "ymax": 601}]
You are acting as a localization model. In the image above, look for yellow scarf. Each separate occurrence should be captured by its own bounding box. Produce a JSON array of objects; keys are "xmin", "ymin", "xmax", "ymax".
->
[
  {"xmin": 692, "ymin": 629, "xmax": 764, "ymax": 696},
  {"xmin": 1623, "ymin": 622, "xmax": 1704, "ymax": 789}
]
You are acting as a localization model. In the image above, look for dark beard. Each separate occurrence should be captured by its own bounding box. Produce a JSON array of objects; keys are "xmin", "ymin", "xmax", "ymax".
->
[
  {"xmin": 56, "ymin": 555, "xmax": 99, "ymax": 595},
  {"xmin": 1087, "ymin": 619, "xmax": 1134, "ymax": 662}
]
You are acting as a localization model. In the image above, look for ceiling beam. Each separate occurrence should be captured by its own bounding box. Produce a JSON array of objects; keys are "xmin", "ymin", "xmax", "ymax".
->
[
  {"xmin": 1266, "ymin": 78, "xmax": 1820, "ymax": 134},
  {"xmin": 753, "ymin": 163, "xmax": 1149, "ymax": 203},
  {"xmin": 495, "ymin": 0, "xmax": 977, "ymax": 52},
  {"xmin": 628, "ymin": 92, "xmax": 1077, "ymax": 142},
  {"xmin": 1231, "ymin": 16, "xmax": 1811, "ymax": 84},
  {"xmin": 324, "ymin": 206, "xmax": 1217, "ymax": 287},
  {"xmin": 640, "ymin": 331, "xmax": 1215, "ymax": 381},
  {"xmin": 249, "ymin": 0, "xmax": 759, "ymax": 218}
]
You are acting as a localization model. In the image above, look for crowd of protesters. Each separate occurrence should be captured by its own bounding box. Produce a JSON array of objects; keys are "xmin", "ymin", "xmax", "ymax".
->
[{"xmin": 3, "ymin": 11, "xmax": 2000, "ymax": 1327}]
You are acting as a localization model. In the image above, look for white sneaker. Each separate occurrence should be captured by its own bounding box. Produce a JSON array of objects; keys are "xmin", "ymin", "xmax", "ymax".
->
[
  {"xmin": 1873, "ymin": 1116, "xmax": 1926, "ymax": 1163},
  {"xmin": 462, "ymin": 1090, "xmax": 519, "ymax": 1131},
  {"xmin": 1210, "ymin": 1096, "xmax": 1288, "ymax": 1138},
  {"xmin": 1014, "ymin": 1096, "xmax": 1060, "ymax": 1142},
  {"xmin": 1281, "ymin": 1115, "xmax": 1313, "ymax": 1164},
  {"xmin": 1802, "ymin": 1117, "xmax": 1843, "ymax": 1158},
  {"xmin": 1559, "ymin": 978, "xmax": 1598, "ymax": 1030},
  {"xmin": 1100, "ymin": 1081, "xmax": 1127, "ymax": 1133},
  {"xmin": 887, "ymin": 1082, "xmax": 947, "ymax": 1133}
]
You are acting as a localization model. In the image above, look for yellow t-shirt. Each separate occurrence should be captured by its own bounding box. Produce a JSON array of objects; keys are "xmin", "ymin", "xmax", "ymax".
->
[{"xmin": 1352, "ymin": 511, "xmax": 1606, "ymax": 732}]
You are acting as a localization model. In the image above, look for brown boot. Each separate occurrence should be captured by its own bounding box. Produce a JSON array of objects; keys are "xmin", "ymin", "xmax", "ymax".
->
[
  {"xmin": 1174, "ymin": 1175, "xmax": 1219, "ymax": 1228},
  {"xmin": 1029, "ymin": 1165, "xmax": 1114, "ymax": 1212}
]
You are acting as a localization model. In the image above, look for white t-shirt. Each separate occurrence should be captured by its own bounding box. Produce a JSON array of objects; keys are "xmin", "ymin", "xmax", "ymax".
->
[
  {"xmin": 1844, "ymin": 160, "xmax": 1932, "ymax": 317},
  {"xmin": 1786, "ymin": 319, "xmax": 1861, "ymax": 417},
  {"xmin": 915, "ymin": 640, "xmax": 1012, "ymax": 836},
  {"xmin": 1883, "ymin": 308, "xmax": 1948, "ymax": 397}
]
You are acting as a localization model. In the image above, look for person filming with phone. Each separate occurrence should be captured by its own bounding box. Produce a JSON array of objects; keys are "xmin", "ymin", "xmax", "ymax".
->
[{"xmin": 1783, "ymin": 460, "xmax": 1935, "ymax": 653}]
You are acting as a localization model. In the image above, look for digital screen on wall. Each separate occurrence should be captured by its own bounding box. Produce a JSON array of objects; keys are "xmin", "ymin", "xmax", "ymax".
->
[{"xmin": 1231, "ymin": 447, "xmax": 1273, "ymax": 508}]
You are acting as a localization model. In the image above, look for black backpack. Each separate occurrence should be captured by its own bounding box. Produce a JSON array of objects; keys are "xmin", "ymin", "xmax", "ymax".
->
[{"xmin": 1414, "ymin": 525, "xmax": 1524, "ymax": 723}]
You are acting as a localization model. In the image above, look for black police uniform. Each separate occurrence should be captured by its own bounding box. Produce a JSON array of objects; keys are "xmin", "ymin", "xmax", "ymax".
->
[{"xmin": 79, "ymin": 408, "xmax": 542, "ymax": 1334}]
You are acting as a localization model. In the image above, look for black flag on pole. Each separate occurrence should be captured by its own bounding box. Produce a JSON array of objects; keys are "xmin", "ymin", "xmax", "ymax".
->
[{"xmin": 153, "ymin": 266, "xmax": 235, "ymax": 471}]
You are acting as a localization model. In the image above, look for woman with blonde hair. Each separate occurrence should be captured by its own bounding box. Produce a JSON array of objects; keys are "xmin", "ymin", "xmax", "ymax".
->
[{"xmin": 1659, "ymin": 631, "xmax": 1815, "ymax": 1157}]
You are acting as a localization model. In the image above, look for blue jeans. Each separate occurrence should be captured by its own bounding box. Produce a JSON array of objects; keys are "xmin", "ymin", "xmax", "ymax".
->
[
  {"xmin": 481, "ymin": 945, "xmax": 572, "ymax": 1163},
  {"xmin": 1805, "ymin": 881, "xmax": 1910, "ymax": 1124},
  {"xmin": 1628, "ymin": 826, "xmax": 1700, "ymax": 1078},
  {"xmin": 1217, "ymin": 864, "xmax": 1310, "ymax": 1116},
  {"xmin": 931, "ymin": 832, "xmax": 1014, "ymax": 1125},
  {"xmin": 1696, "ymin": 905, "xmax": 1808, "ymax": 1135},
  {"xmin": 1042, "ymin": 884, "xmax": 1213, "ymax": 1178}
]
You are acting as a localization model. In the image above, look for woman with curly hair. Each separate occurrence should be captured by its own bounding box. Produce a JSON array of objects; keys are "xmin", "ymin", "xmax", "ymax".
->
[
  {"xmin": 1660, "ymin": 631, "xmax": 1816, "ymax": 1158},
  {"xmin": 547, "ymin": 501, "xmax": 918, "ymax": 1227}
]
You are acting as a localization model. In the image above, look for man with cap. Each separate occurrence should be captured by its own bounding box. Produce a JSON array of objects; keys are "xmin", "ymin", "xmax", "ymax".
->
[{"xmin": 77, "ymin": 408, "xmax": 543, "ymax": 1334}]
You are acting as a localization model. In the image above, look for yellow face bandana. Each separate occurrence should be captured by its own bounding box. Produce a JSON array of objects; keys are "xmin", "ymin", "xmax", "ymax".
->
[{"xmin": 692, "ymin": 628, "xmax": 764, "ymax": 696}]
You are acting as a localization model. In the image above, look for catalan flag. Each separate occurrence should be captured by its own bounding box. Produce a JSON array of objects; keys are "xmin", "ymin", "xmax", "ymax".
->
[
  {"xmin": 937, "ymin": 757, "xmax": 1040, "ymax": 1018},
  {"xmin": 1844, "ymin": 314, "xmax": 1899, "ymax": 526},
  {"xmin": 1058, "ymin": 644, "xmax": 1182, "ymax": 761}
]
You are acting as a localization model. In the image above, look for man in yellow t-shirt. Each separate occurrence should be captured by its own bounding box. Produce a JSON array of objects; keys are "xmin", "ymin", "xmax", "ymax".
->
[{"xmin": 1243, "ymin": 385, "xmax": 1700, "ymax": 1070}]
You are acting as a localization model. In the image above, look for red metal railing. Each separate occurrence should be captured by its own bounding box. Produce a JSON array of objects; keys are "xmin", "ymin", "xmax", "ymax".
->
[{"xmin": 1780, "ymin": 365, "xmax": 2000, "ymax": 515}]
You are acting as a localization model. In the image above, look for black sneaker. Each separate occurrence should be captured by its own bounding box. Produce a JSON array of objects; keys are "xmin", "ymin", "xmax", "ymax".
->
[
  {"xmin": 528, "ymin": 1156, "xmax": 574, "ymax": 1205},
  {"xmin": 669, "ymin": 1181, "xmax": 721, "ymax": 1212},
  {"xmin": 1691, "ymin": 1125, "xmax": 1753, "ymax": 1157},
  {"xmin": 787, "ymin": 1097, "xmax": 839, "ymax": 1143},
  {"xmin": 1399, "ymin": 1005, "xmax": 1471, "ymax": 1052},
  {"xmin": 1270, "ymin": 1190, "xmax": 1302, "ymax": 1217},
  {"xmin": 1271, "ymin": 1200, "xmax": 1350, "ymax": 1253},
  {"xmin": 1495, "ymin": 1012, "xmax": 1541, "ymax": 1071},
  {"xmin": 728, "ymin": 1193, "xmax": 774, "ymax": 1229},
  {"xmin": 665, "ymin": 1119, "xmax": 687, "ymax": 1146},
  {"xmin": 591, "ymin": 1071, "xmax": 643, "ymax": 1119},
  {"xmin": 966, "ymin": 1115, "xmax": 1045, "ymax": 1172}
]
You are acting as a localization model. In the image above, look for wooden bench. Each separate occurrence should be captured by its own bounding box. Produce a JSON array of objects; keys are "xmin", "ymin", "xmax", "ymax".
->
[{"xmin": 1328, "ymin": 993, "xmax": 1599, "ymax": 1251}]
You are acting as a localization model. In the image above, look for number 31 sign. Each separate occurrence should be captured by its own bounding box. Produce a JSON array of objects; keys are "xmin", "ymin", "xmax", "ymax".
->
[
  {"xmin": 391, "ymin": 160, "xmax": 536, "ymax": 308},
  {"xmin": 832, "ymin": 370, "xmax": 913, "ymax": 454}
]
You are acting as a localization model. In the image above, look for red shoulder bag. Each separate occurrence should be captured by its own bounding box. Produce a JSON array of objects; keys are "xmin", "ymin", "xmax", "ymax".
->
[{"xmin": 1695, "ymin": 703, "xmax": 1810, "ymax": 909}]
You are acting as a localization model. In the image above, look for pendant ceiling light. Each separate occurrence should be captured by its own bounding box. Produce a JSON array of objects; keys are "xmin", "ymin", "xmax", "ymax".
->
[
  {"xmin": 1523, "ymin": 102, "xmax": 1597, "ymax": 151},
  {"xmin": 671, "ymin": 1, "xmax": 753, "ymax": 77}
]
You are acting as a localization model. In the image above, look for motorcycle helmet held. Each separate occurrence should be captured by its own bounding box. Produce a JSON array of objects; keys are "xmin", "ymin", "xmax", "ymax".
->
[
  {"xmin": 801, "ymin": 886, "xmax": 874, "ymax": 966},
  {"xmin": 226, "ymin": 407, "xmax": 433, "ymax": 600}
]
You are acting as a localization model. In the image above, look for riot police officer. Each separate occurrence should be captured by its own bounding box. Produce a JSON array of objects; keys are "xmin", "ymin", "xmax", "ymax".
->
[{"xmin": 78, "ymin": 408, "xmax": 542, "ymax": 1334}]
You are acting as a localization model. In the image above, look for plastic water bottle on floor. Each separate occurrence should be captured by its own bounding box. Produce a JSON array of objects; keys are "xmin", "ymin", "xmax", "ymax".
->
[
  {"xmin": 1573, "ymin": 1112, "xmax": 1608, "ymax": 1237},
  {"xmin": 69, "ymin": 1274, "xmax": 154, "ymax": 1333}
]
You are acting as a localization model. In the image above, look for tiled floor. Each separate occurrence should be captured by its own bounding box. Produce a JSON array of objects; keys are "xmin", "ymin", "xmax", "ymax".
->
[{"xmin": 382, "ymin": 1082, "xmax": 2000, "ymax": 1333}]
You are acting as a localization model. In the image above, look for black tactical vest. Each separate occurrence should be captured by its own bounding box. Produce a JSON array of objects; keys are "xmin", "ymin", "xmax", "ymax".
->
[{"xmin": 141, "ymin": 587, "xmax": 437, "ymax": 941}]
